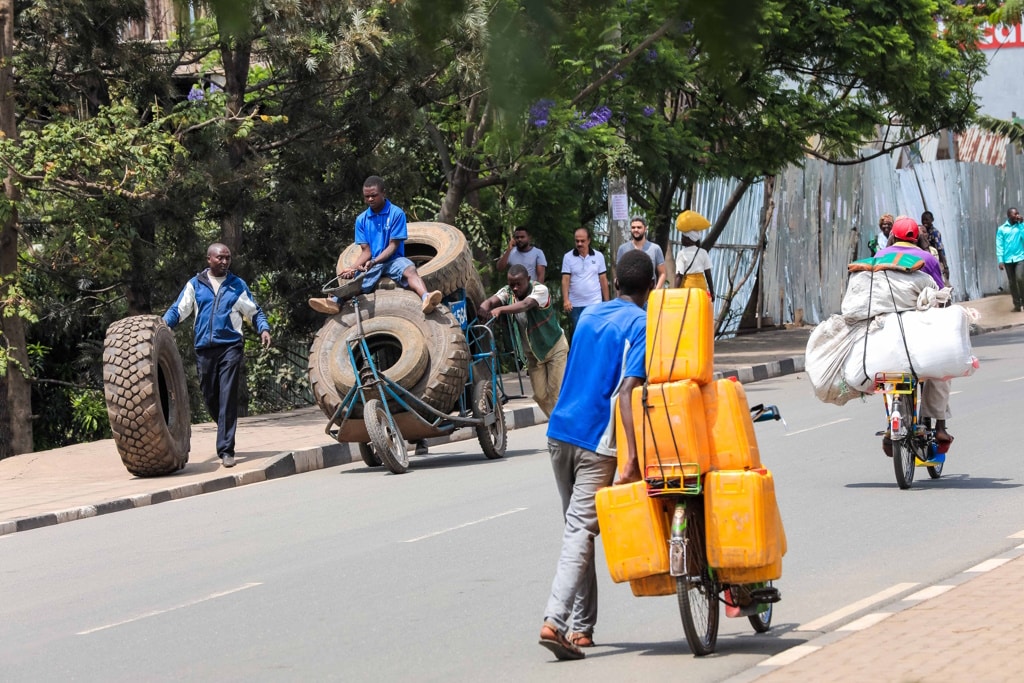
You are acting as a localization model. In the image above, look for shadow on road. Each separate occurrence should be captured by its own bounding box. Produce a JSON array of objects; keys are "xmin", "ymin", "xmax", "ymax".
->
[{"xmin": 846, "ymin": 474, "xmax": 1020, "ymax": 490}]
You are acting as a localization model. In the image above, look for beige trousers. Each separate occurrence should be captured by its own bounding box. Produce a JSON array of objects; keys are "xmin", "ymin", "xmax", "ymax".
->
[
  {"xmin": 528, "ymin": 335, "xmax": 569, "ymax": 417},
  {"xmin": 920, "ymin": 379, "xmax": 951, "ymax": 420}
]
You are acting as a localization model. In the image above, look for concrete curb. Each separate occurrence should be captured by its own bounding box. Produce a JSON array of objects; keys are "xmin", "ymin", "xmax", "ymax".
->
[{"xmin": 0, "ymin": 403, "xmax": 550, "ymax": 537}]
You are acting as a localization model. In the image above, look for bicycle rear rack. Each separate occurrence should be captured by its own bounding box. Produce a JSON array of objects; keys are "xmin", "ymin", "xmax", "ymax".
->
[{"xmin": 645, "ymin": 462, "xmax": 702, "ymax": 496}]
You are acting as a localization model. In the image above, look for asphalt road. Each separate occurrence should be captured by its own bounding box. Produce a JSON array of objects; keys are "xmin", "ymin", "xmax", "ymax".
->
[{"xmin": 1, "ymin": 329, "xmax": 1022, "ymax": 682}]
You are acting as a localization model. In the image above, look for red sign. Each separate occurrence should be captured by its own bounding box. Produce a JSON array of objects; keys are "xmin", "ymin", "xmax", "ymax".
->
[{"xmin": 979, "ymin": 23, "xmax": 1024, "ymax": 49}]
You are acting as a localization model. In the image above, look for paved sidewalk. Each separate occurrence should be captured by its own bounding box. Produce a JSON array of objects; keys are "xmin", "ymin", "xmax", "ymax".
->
[{"xmin": 1, "ymin": 294, "xmax": 1021, "ymax": 679}]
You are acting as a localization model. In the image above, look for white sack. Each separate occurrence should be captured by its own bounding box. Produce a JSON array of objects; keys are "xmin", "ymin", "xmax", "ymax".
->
[
  {"xmin": 841, "ymin": 270, "xmax": 944, "ymax": 322},
  {"xmin": 842, "ymin": 305, "xmax": 978, "ymax": 393},
  {"xmin": 805, "ymin": 314, "xmax": 869, "ymax": 406}
]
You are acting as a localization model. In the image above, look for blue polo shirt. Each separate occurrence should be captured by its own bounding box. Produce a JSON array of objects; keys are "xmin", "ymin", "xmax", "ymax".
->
[
  {"xmin": 354, "ymin": 199, "xmax": 408, "ymax": 260},
  {"xmin": 547, "ymin": 298, "xmax": 647, "ymax": 456}
]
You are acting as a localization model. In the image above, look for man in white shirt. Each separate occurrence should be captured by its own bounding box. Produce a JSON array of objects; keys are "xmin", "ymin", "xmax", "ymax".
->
[{"xmin": 560, "ymin": 228, "xmax": 609, "ymax": 335}]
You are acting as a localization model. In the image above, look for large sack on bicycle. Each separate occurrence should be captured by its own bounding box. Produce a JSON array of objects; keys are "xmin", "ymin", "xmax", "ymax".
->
[
  {"xmin": 805, "ymin": 314, "xmax": 868, "ymax": 406},
  {"xmin": 842, "ymin": 305, "xmax": 979, "ymax": 393},
  {"xmin": 841, "ymin": 270, "xmax": 944, "ymax": 323}
]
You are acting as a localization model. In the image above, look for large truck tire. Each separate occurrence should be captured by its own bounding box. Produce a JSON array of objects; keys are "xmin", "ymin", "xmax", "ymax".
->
[
  {"xmin": 103, "ymin": 316, "xmax": 191, "ymax": 477},
  {"xmin": 308, "ymin": 290, "xmax": 469, "ymax": 422},
  {"xmin": 337, "ymin": 221, "xmax": 481, "ymax": 300}
]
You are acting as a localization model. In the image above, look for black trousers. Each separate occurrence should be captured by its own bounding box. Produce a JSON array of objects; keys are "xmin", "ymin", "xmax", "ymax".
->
[
  {"xmin": 1005, "ymin": 260, "xmax": 1024, "ymax": 308},
  {"xmin": 195, "ymin": 342, "xmax": 244, "ymax": 458}
]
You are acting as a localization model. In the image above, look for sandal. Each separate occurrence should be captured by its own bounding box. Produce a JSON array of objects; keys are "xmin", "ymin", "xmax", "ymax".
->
[
  {"xmin": 539, "ymin": 623, "xmax": 585, "ymax": 660},
  {"xmin": 569, "ymin": 632, "xmax": 594, "ymax": 648}
]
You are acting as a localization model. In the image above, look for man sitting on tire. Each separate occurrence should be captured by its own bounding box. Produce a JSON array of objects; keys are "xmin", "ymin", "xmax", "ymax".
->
[
  {"xmin": 309, "ymin": 175, "xmax": 443, "ymax": 315},
  {"xmin": 164, "ymin": 243, "xmax": 272, "ymax": 468}
]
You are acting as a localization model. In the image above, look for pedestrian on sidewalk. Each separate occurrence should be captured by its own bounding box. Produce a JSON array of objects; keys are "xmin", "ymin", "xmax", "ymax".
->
[
  {"xmin": 478, "ymin": 265, "xmax": 567, "ymax": 416},
  {"xmin": 615, "ymin": 215, "xmax": 666, "ymax": 290},
  {"xmin": 560, "ymin": 227, "xmax": 609, "ymax": 339},
  {"xmin": 497, "ymin": 227, "xmax": 547, "ymax": 282},
  {"xmin": 538, "ymin": 249, "xmax": 653, "ymax": 661},
  {"xmin": 869, "ymin": 213, "xmax": 894, "ymax": 256},
  {"xmin": 308, "ymin": 175, "xmax": 442, "ymax": 315},
  {"xmin": 673, "ymin": 210, "xmax": 715, "ymax": 300},
  {"xmin": 164, "ymin": 243, "xmax": 272, "ymax": 468},
  {"xmin": 996, "ymin": 207, "xmax": 1024, "ymax": 312},
  {"xmin": 921, "ymin": 211, "xmax": 951, "ymax": 283}
]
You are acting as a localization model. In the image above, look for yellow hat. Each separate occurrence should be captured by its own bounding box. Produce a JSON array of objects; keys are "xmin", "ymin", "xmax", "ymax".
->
[{"xmin": 676, "ymin": 210, "xmax": 711, "ymax": 233}]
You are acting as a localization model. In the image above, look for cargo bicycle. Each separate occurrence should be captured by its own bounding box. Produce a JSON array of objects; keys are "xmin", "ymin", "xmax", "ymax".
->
[
  {"xmin": 320, "ymin": 275, "xmax": 507, "ymax": 474},
  {"xmin": 645, "ymin": 403, "xmax": 784, "ymax": 656},
  {"xmin": 876, "ymin": 372, "xmax": 948, "ymax": 490}
]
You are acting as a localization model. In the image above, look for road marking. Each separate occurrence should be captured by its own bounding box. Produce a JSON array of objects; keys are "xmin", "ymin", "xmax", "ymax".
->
[
  {"xmin": 797, "ymin": 582, "xmax": 917, "ymax": 631},
  {"xmin": 903, "ymin": 585, "xmax": 954, "ymax": 601},
  {"xmin": 759, "ymin": 645, "xmax": 820, "ymax": 666},
  {"xmin": 1001, "ymin": 375, "xmax": 1024, "ymax": 383},
  {"xmin": 784, "ymin": 418, "xmax": 851, "ymax": 437},
  {"xmin": 838, "ymin": 612, "xmax": 893, "ymax": 631},
  {"xmin": 966, "ymin": 558, "xmax": 1010, "ymax": 573},
  {"xmin": 1009, "ymin": 530, "xmax": 1024, "ymax": 539},
  {"xmin": 403, "ymin": 508, "xmax": 527, "ymax": 543},
  {"xmin": 77, "ymin": 582, "xmax": 262, "ymax": 635},
  {"xmin": 949, "ymin": 390, "xmax": 962, "ymax": 395}
]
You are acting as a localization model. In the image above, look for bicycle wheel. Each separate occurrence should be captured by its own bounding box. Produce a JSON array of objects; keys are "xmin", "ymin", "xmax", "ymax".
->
[
  {"xmin": 364, "ymin": 398, "xmax": 409, "ymax": 474},
  {"xmin": 892, "ymin": 396, "xmax": 915, "ymax": 490},
  {"xmin": 358, "ymin": 442, "xmax": 382, "ymax": 468},
  {"xmin": 675, "ymin": 499, "xmax": 719, "ymax": 656},
  {"xmin": 749, "ymin": 584, "xmax": 774, "ymax": 633},
  {"xmin": 472, "ymin": 379, "xmax": 506, "ymax": 459}
]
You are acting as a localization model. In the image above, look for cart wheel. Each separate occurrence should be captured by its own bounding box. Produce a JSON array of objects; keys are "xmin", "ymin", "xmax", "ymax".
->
[
  {"xmin": 472, "ymin": 379, "xmax": 506, "ymax": 459},
  {"xmin": 364, "ymin": 398, "xmax": 409, "ymax": 474},
  {"xmin": 358, "ymin": 442, "xmax": 382, "ymax": 468}
]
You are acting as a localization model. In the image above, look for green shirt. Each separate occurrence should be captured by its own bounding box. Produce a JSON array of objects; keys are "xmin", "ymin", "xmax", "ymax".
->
[{"xmin": 496, "ymin": 281, "xmax": 564, "ymax": 360}]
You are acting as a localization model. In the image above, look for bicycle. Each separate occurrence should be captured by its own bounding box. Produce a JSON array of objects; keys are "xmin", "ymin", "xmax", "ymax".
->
[
  {"xmin": 875, "ymin": 372, "xmax": 947, "ymax": 489},
  {"xmin": 321, "ymin": 277, "xmax": 507, "ymax": 473},
  {"xmin": 646, "ymin": 403, "xmax": 784, "ymax": 656}
]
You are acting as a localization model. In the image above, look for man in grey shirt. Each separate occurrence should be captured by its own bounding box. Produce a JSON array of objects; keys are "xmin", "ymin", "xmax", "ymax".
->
[
  {"xmin": 498, "ymin": 227, "xmax": 547, "ymax": 281},
  {"xmin": 615, "ymin": 215, "xmax": 666, "ymax": 290}
]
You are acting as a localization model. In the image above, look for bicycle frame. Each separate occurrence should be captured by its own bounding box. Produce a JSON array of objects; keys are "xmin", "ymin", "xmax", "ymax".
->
[
  {"xmin": 874, "ymin": 372, "xmax": 944, "ymax": 489},
  {"xmin": 324, "ymin": 296, "xmax": 502, "ymax": 439}
]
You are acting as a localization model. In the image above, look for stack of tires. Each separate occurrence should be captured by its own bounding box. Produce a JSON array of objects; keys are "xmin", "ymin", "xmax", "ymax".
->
[{"xmin": 308, "ymin": 222, "xmax": 485, "ymax": 425}]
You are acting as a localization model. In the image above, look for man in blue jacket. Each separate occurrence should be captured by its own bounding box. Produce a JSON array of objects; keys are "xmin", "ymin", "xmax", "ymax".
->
[{"xmin": 164, "ymin": 243, "xmax": 272, "ymax": 467}]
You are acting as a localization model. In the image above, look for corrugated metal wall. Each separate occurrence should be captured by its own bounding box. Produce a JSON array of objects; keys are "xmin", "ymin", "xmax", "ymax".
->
[{"xmin": 688, "ymin": 144, "xmax": 1024, "ymax": 334}]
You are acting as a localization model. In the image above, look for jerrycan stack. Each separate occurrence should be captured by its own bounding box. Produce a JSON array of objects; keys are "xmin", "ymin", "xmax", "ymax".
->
[{"xmin": 596, "ymin": 288, "xmax": 787, "ymax": 596}]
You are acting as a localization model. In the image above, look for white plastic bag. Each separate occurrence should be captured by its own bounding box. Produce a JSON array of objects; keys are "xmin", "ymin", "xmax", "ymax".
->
[
  {"xmin": 805, "ymin": 314, "xmax": 869, "ymax": 406},
  {"xmin": 843, "ymin": 305, "xmax": 978, "ymax": 393}
]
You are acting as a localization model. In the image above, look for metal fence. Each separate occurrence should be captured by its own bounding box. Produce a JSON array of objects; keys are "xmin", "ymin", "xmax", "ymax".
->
[{"xmin": 687, "ymin": 144, "xmax": 1024, "ymax": 334}]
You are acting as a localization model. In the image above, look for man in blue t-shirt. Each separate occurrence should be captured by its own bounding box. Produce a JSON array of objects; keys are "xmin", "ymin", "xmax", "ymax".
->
[
  {"xmin": 308, "ymin": 175, "xmax": 442, "ymax": 315},
  {"xmin": 538, "ymin": 249, "xmax": 653, "ymax": 661}
]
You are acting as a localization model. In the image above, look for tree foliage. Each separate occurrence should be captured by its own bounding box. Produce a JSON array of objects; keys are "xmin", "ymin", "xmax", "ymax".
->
[{"xmin": 0, "ymin": 0, "xmax": 999, "ymax": 452}]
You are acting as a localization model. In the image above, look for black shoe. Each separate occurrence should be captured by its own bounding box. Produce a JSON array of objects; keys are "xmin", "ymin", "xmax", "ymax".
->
[{"xmin": 414, "ymin": 439, "xmax": 429, "ymax": 455}]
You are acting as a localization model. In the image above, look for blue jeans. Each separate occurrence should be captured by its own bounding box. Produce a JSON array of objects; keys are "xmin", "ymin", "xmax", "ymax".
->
[
  {"xmin": 361, "ymin": 256, "xmax": 414, "ymax": 292},
  {"xmin": 543, "ymin": 438, "xmax": 617, "ymax": 636}
]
